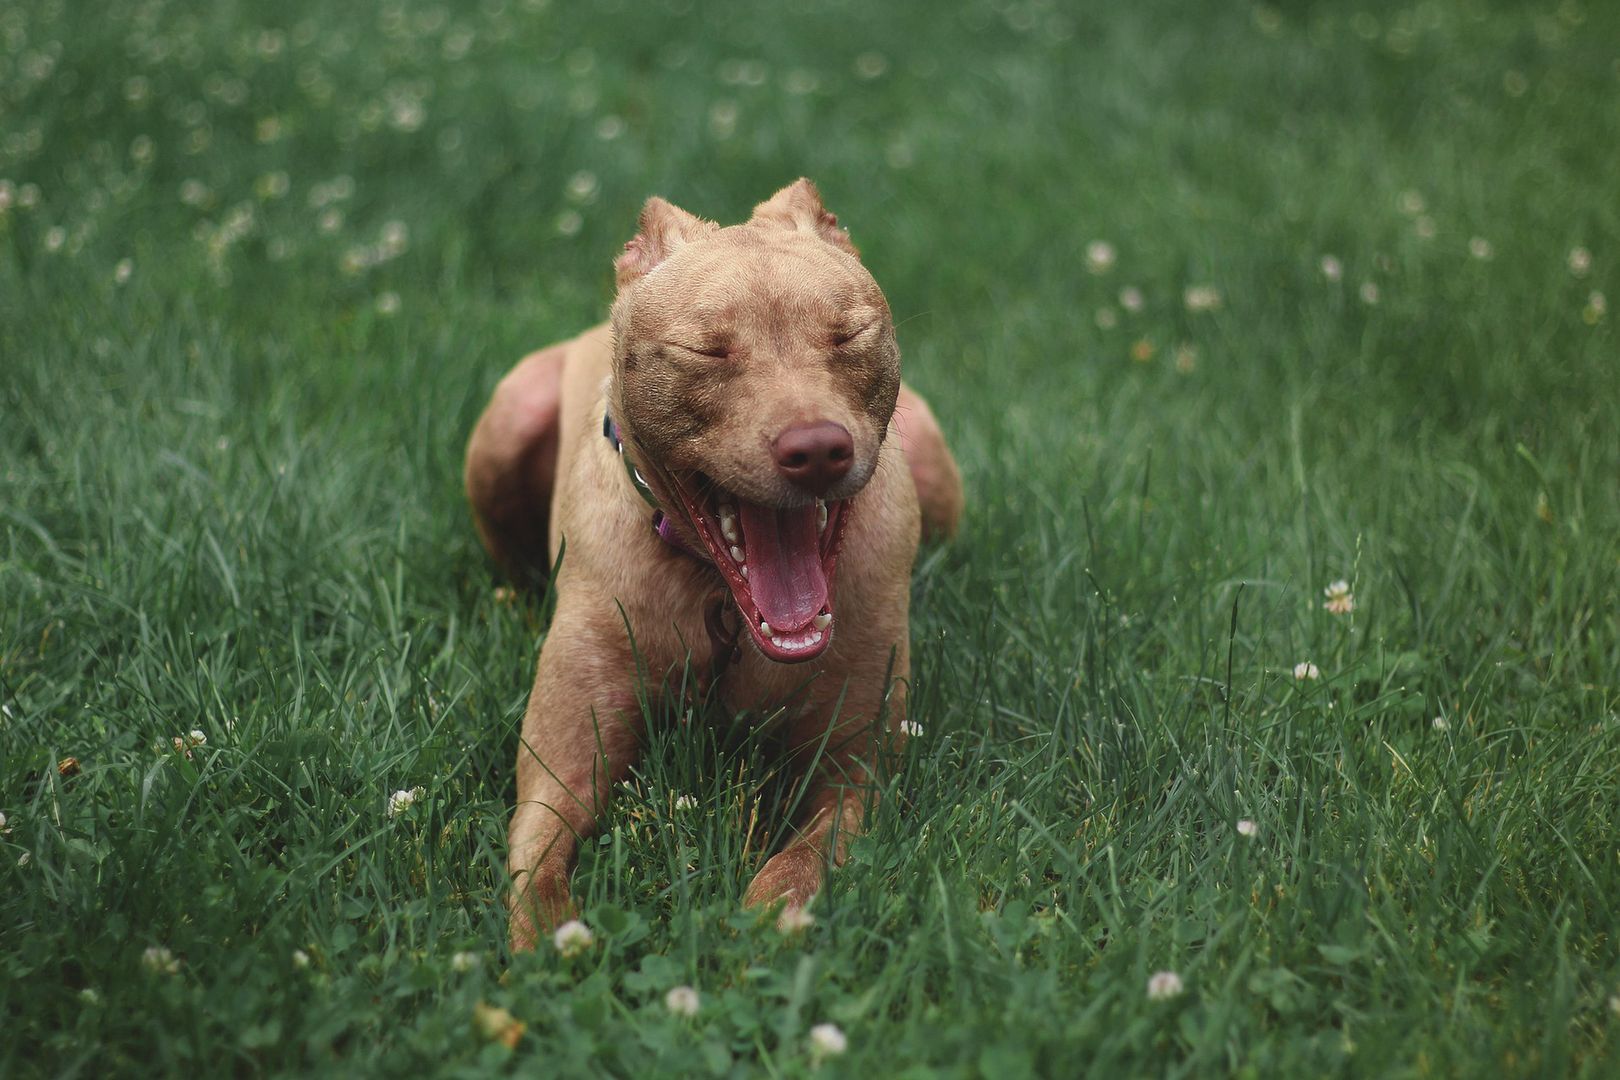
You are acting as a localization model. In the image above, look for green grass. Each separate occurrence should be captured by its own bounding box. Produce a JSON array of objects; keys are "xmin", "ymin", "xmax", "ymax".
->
[{"xmin": 4, "ymin": 0, "xmax": 1620, "ymax": 1074}]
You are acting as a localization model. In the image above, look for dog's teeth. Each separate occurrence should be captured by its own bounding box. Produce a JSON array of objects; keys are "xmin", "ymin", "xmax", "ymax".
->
[
  {"xmin": 739, "ymin": 565, "xmax": 748, "ymax": 579},
  {"xmin": 771, "ymin": 636, "xmax": 784, "ymax": 648},
  {"xmin": 720, "ymin": 517, "xmax": 739, "ymax": 543},
  {"xmin": 760, "ymin": 621, "xmax": 773, "ymax": 636},
  {"xmin": 814, "ymin": 613, "xmax": 832, "ymax": 630},
  {"xmin": 817, "ymin": 500, "xmax": 828, "ymax": 532},
  {"xmin": 809, "ymin": 631, "xmax": 822, "ymax": 645},
  {"xmin": 729, "ymin": 545, "xmax": 745, "ymax": 563}
]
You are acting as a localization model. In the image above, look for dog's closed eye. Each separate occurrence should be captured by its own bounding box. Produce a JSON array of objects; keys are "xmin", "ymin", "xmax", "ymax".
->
[{"xmin": 830, "ymin": 323, "xmax": 878, "ymax": 348}]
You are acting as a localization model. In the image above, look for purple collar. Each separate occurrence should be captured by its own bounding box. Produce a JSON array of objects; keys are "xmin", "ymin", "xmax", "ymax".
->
[{"xmin": 603, "ymin": 412, "xmax": 706, "ymax": 561}]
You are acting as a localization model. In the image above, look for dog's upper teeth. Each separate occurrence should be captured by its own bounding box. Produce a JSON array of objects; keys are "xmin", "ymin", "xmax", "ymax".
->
[
  {"xmin": 814, "ymin": 612, "xmax": 832, "ymax": 630},
  {"xmin": 720, "ymin": 513, "xmax": 739, "ymax": 543},
  {"xmin": 729, "ymin": 545, "xmax": 745, "ymax": 563},
  {"xmin": 817, "ymin": 500, "xmax": 828, "ymax": 532}
]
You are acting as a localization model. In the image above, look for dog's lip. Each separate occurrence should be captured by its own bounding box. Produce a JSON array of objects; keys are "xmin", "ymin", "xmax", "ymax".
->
[{"xmin": 666, "ymin": 471, "xmax": 849, "ymax": 664}]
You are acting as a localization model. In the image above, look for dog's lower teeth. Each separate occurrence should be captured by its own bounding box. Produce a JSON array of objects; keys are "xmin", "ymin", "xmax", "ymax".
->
[
  {"xmin": 739, "ymin": 565, "xmax": 748, "ymax": 579},
  {"xmin": 766, "ymin": 628, "xmax": 826, "ymax": 653},
  {"xmin": 760, "ymin": 621, "xmax": 774, "ymax": 636},
  {"xmin": 814, "ymin": 613, "xmax": 832, "ymax": 630}
]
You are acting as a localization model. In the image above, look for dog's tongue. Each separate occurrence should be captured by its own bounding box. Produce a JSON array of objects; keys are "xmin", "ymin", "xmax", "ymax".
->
[{"xmin": 738, "ymin": 501, "xmax": 826, "ymax": 631}]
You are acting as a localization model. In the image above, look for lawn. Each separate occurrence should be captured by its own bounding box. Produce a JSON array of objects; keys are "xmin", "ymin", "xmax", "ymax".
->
[{"xmin": 3, "ymin": 0, "xmax": 1619, "ymax": 1074}]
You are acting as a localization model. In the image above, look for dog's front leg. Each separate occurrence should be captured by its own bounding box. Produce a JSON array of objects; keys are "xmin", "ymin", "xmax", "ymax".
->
[
  {"xmin": 743, "ymin": 649, "xmax": 909, "ymax": 919},
  {"xmin": 507, "ymin": 600, "xmax": 643, "ymax": 951}
]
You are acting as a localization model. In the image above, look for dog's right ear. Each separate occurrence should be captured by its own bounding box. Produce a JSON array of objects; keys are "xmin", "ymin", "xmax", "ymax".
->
[{"xmin": 613, "ymin": 197, "xmax": 716, "ymax": 286}]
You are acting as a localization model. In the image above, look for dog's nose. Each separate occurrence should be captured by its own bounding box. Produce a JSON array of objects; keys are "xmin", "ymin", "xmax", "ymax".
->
[{"xmin": 772, "ymin": 421, "xmax": 854, "ymax": 495}]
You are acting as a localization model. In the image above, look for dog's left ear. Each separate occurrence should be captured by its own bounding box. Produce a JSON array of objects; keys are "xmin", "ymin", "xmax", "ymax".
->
[{"xmin": 749, "ymin": 178, "xmax": 859, "ymax": 257}]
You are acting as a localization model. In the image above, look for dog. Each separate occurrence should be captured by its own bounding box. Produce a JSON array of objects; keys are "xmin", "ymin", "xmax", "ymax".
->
[{"xmin": 464, "ymin": 179, "xmax": 963, "ymax": 949}]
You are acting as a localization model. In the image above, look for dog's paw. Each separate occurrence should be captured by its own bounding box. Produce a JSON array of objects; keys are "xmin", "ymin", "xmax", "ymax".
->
[
  {"xmin": 507, "ymin": 870, "xmax": 577, "ymax": 952},
  {"xmin": 743, "ymin": 847, "xmax": 825, "ymax": 923}
]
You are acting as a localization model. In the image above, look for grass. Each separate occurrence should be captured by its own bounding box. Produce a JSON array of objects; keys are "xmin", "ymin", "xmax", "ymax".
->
[{"xmin": 3, "ymin": 0, "xmax": 1619, "ymax": 1074}]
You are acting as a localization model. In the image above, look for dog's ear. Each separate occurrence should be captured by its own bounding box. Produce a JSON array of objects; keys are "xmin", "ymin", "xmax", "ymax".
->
[
  {"xmin": 614, "ymin": 197, "xmax": 717, "ymax": 286},
  {"xmin": 748, "ymin": 178, "xmax": 859, "ymax": 257}
]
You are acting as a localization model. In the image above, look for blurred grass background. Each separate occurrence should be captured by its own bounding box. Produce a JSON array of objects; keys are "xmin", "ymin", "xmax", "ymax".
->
[{"xmin": 3, "ymin": 0, "xmax": 1619, "ymax": 1074}]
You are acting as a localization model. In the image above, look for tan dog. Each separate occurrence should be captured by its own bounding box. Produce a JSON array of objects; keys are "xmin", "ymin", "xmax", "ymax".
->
[{"xmin": 465, "ymin": 179, "xmax": 963, "ymax": 949}]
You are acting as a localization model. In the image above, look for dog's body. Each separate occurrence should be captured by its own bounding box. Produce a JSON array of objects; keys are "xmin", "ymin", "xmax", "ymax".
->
[{"xmin": 464, "ymin": 180, "xmax": 962, "ymax": 949}]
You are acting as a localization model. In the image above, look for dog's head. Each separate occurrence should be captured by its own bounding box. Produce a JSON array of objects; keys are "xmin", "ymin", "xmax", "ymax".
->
[{"xmin": 608, "ymin": 179, "xmax": 900, "ymax": 664}]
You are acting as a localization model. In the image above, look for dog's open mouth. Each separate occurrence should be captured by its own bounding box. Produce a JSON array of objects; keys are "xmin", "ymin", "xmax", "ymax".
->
[{"xmin": 670, "ymin": 474, "xmax": 849, "ymax": 663}]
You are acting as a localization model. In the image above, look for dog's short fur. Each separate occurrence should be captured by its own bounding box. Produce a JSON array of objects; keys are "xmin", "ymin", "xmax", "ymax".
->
[{"xmin": 465, "ymin": 179, "xmax": 963, "ymax": 949}]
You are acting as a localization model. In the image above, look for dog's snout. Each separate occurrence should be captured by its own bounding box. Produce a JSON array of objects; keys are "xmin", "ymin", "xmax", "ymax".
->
[{"xmin": 772, "ymin": 421, "xmax": 854, "ymax": 495}]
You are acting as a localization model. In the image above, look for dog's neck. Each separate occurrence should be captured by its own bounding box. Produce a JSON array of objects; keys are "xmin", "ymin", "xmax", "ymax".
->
[{"xmin": 601, "ymin": 410, "xmax": 705, "ymax": 561}]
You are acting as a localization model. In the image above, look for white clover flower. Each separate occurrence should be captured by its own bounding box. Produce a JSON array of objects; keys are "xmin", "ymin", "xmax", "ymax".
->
[
  {"xmin": 664, "ymin": 985, "xmax": 701, "ymax": 1017},
  {"xmin": 1414, "ymin": 216, "xmax": 1436, "ymax": 240},
  {"xmin": 1236, "ymin": 819, "xmax": 1258, "ymax": 838},
  {"xmin": 79, "ymin": 987, "xmax": 102, "ymax": 1005},
  {"xmin": 673, "ymin": 794, "xmax": 697, "ymax": 811},
  {"xmin": 1585, "ymin": 291, "xmax": 1607, "ymax": 324},
  {"xmin": 1293, "ymin": 662, "xmax": 1320, "ymax": 681},
  {"xmin": 0, "ymin": 810, "xmax": 7, "ymax": 833},
  {"xmin": 553, "ymin": 919, "xmax": 595, "ymax": 958},
  {"xmin": 1323, "ymin": 580, "xmax": 1355, "ymax": 615},
  {"xmin": 1468, "ymin": 236, "xmax": 1493, "ymax": 260},
  {"xmin": 292, "ymin": 949, "xmax": 311, "ymax": 969},
  {"xmin": 777, "ymin": 905, "xmax": 816, "ymax": 934},
  {"xmin": 386, "ymin": 787, "xmax": 424, "ymax": 818},
  {"xmin": 1319, "ymin": 255, "xmax": 1343, "ymax": 283},
  {"xmin": 1397, "ymin": 190, "xmax": 1425, "ymax": 216},
  {"xmin": 114, "ymin": 259, "xmax": 133, "ymax": 285},
  {"xmin": 188, "ymin": 729, "xmax": 206, "ymax": 746},
  {"xmin": 143, "ymin": 946, "xmax": 180, "ymax": 975},
  {"xmin": 1432, "ymin": 715, "xmax": 1449, "ymax": 731},
  {"xmin": 899, "ymin": 719, "xmax": 923, "ymax": 738},
  {"xmin": 1094, "ymin": 307, "xmax": 1118, "ymax": 330},
  {"xmin": 1118, "ymin": 285, "xmax": 1144, "ymax": 312},
  {"xmin": 451, "ymin": 951, "xmax": 480, "ymax": 973},
  {"xmin": 376, "ymin": 291, "xmax": 401, "ymax": 316},
  {"xmin": 1146, "ymin": 970, "xmax": 1184, "ymax": 1000},
  {"xmin": 1085, "ymin": 240, "xmax": 1116, "ymax": 274},
  {"xmin": 1358, "ymin": 281, "xmax": 1380, "ymax": 305},
  {"xmin": 1610, "ymin": 993, "xmax": 1620, "ymax": 1018},
  {"xmin": 1567, "ymin": 247, "xmax": 1591, "ymax": 276},
  {"xmin": 808, "ymin": 1022, "xmax": 848, "ymax": 1060},
  {"xmin": 1183, "ymin": 285, "xmax": 1222, "ymax": 312}
]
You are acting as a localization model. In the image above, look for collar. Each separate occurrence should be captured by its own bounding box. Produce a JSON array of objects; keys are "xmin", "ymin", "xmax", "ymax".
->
[{"xmin": 602, "ymin": 411, "xmax": 705, "ymax": 561}]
